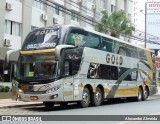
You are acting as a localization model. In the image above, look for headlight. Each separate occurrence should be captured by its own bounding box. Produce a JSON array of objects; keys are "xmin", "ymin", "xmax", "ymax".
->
[
  {"xmin": 46, "ymin": 84, "xmax": 61, "ymax": 94},
  {"xmin": 18, "ymin": 89, "xmax": 23, "ymax": 93}
]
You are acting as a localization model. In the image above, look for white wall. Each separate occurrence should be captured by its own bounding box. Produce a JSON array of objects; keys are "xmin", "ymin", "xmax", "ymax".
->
[
  {"xmin": 53, "ymin": 0, "xmax": 64, "ymax": 6},
  {"xmin": 53, "ymin": 15, "xmax": 64, "ymax": 24},
  {"xmin": 111, "ymin": 0, "xmax": 116, "ymax": 5},
  {"xmin": 4, "ymin": 34, "xmax": 21, "ymax": 50},
  {"xmin": 120, "ymin": 0, "xmax": 125, "ymax": 10},
  {"xmin": 31, "ymin": 7, "xmax": 45, "ymax": 27},
  {"xmin": 70, "ymin": 20, "xmax": 80, "ymax": 26},
  {"xmin": 87, "ymin": 1, "xmax": 94, "ymax": 17},
  {"xmin": 5, "ymin": 0, "xmax": 22, "ymax": 23},
  {"xmin": 71, "ymin": 0, "xmax": 80, "ymax": 12}
]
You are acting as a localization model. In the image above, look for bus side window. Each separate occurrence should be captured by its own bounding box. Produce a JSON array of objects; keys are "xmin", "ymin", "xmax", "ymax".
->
[
  {"xmin": 82, "ymin": 33, "xmax": 100, "ymax": 49},
  {"xmin": 118, "ymin": 47, "xmax": 127, "ymax": 56},
  {"xmin": 100, "ymin": 37, "xmax": 113, "ymax": 52},
  {"xmin": 66, "ymin": 33, "xmax": 75, "ymax": 45}
]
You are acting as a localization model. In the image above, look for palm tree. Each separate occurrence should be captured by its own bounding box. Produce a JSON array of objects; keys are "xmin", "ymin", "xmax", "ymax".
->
[{"xmin": 96, "ymin": 10, "xmax": 135, "ymax": 38}]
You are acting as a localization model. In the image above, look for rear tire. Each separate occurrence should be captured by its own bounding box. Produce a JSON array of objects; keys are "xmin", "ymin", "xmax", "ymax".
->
[
  {"xmin": 142, "ymin": 87, "xmax": 149, "ymax": 101},
  {"xmin": 91, "ymin": 87, "xmax": 102, "ymax": 106},
  {"xmin": 78, "ymin": 87, "xmax": 90, "ymax": 108},
  {"xmin": 43, "ymin": 102, "xmax": 55, "ymax": 109},
  {"xmin": 135, "ymin": 88, "xmax": 143, "ymax": 101}
]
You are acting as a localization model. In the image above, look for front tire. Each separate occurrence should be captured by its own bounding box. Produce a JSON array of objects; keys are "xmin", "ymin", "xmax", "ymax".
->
[
  {"xmin": 91, "ymin": 87, "xmax": 102, "ymax": 106},
  {"xmin": 78, "ymin": 87, "xmax": 90, "ymax": 108}
]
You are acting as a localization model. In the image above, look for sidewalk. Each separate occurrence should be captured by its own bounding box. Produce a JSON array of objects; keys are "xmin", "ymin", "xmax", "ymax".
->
[
  {"xmin": 0, "ymin": 86, "xmax": 160, "ymax": 108},
  {"xmin": 0, "ymin": 99, "xmax": 43, "ymax": 108}
]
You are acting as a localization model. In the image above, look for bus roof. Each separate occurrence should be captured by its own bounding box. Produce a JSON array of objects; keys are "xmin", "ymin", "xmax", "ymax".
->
[{"xmin": 31, "ymin": 24, "xmax": 149, "ymax": 51}]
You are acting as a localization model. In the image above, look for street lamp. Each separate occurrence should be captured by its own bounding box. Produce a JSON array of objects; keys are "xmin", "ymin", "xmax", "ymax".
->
[{"xmin": 140, "ymin": 9, "xmax": 146, "ymax": 48}]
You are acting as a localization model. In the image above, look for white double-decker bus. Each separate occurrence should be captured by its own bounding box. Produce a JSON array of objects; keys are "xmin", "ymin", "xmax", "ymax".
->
[{"xmin": 8, "ymin": 25, "xmax": 157, "ymax": 108}]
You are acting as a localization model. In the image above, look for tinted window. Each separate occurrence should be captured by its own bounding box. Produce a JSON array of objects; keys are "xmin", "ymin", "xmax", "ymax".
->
[
  {"xmin": 66, "ymin": 29, "xmax": 100, "ymax": 49},
  {"xmin": 100, "ymin": 37, "xmax": 114, "ymax": 52},
  {"xmin": 138, "ymin": 49, "xmax": 147, "ymax": 61}
]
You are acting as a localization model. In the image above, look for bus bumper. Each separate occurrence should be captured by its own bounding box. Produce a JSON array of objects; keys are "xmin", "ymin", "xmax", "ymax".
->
[
  {"xmin": 17, "ymin": 85, "xmax": 64, "ymax": 102},
  {"xmin": 18, "ymin": 92, "xmax": 64, "ymax": 102}
]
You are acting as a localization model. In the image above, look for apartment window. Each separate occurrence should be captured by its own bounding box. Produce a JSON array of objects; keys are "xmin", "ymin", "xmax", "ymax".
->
[
  {"xmin": 100, "ymin": 0, "xmax": 105, "ymax": 8},
  {"xmin": 32, "ymin": 0, "xmax": 44, "ymax": 9},
  {"xmin": 54, "ymin": 5, "xmax": 62, "ymax": 16},
  {"xmin": 4, "ymin": 20, "xmax": 21, "ymax": 36},
  {"xmin": 71, "ymin": 12, "xmax": 78, "ymax": 21},
  {"xmin": 13, "ymin": 23, "xmax": 21, "ymax": 36},
  {"xmin": 5, "ymin": 20, "xmax": 11, "ymax": 34},
  {"xmin": 111, "ymin": 4, "xmax": 115, "ymax": 12}
]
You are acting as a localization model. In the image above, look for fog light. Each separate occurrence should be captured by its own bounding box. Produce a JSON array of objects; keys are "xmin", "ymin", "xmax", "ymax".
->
[{"xmin": 50, "ymin": 94, "xmax": 58, "ymax": 99}]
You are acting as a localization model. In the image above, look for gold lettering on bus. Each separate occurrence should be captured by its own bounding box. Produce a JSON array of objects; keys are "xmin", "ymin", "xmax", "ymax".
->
[
  {"xmin": 106, "ymin": 53, "xmax": 110, "ymax": 63},
  {"xmin": 111, "ymin": 55, "xmax": 115, "ymax": 64},
  {"xmin": 106, "ymin": 53, "xmax": 123, "ymax": 65},
  {"xmin": 119, "ymin": 56, "xmax": 123, "ymax": 65}
]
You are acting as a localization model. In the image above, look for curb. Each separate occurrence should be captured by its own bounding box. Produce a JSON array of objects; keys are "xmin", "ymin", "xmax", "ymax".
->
[{"xmin": 0, "ymin": 103, "xmax": 43, "ymax": 109}]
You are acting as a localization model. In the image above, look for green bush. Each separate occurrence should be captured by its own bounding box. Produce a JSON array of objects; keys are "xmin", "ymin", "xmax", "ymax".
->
[
  {"xmin": 0, "ymin": 85, "xmax": 5, "ymax": 92},
  {"xmin": 0, "ymin": 85, "xmax": 10, "ymax": 92},
  {"xmin": 4, "ymin": 86, "xmax": 10, "ymax": 92}
]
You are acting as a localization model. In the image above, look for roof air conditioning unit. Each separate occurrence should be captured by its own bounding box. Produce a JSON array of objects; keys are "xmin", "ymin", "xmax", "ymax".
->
[
  {"xmin": 77, "ymin": 0, "xmax": 82, "ymax": 4},
  {"xmin": 41, "ymin": 14, "xmax": 48, "ymax": 21},
  {"xmin": 53, "ymin": 17, "xmax": 58, "ymax": 24},
  {"xmin": 6, "ymin": 2, "xmax": 12, "ymax": 11},
  {"xmin": 4, "ymin": 39, "xmax": 11, "ymax": 47},
  {"xmin": 92, "ymin": 4, "xmax": 96, "ymax": 10}
]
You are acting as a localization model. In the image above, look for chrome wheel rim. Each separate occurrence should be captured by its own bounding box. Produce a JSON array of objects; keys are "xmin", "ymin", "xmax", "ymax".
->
[
  {"xmin": 138, "ymin": 90, "xmax": 142, "ymax": 100},
  {"xmin": 95, "ymin": 91, "xmax": 101, "ymax": 103},
  {"xmin": 82, "ymin": 91, "xmax": 89, "ymax": 104}
]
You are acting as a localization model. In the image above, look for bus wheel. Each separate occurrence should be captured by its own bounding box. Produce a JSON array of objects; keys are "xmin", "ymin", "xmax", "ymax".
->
[
  {"xmin": 136, "ymin": 88, "xmax": 143, "ymax": 101},
  {"xmin": 142, "ymin": 87, "xmax": 149, "ymax": 101},
  {"xmin": 43, "ymin": 102, "xmax": 55, "ymax": 109},
  {"xmin": 91, "ymin": 87, "xmax": 102, "ymax": 106},
  {"xmin": 78, "ymin": 87, "xmax": 90, "ymax": 108}
]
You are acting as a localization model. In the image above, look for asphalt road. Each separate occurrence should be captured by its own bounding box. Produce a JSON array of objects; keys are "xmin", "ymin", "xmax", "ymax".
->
[{"xmin": 0, "ymin": 95, "xmax": 160, "ymax": 124}]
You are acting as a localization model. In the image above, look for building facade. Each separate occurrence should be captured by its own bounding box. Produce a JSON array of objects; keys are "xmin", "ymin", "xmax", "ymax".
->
[
  {"xmin": 0, "ymin": 0, "xmax": 133, "ymax": 82},
  {"xmin": 132, "ymin": 0, "xmax": 159, "ymax": 47}
]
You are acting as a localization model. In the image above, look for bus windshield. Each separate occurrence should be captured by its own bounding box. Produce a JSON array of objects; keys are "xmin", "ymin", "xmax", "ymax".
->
[
  {"xmin": 17, "ymin": 54, "xmax": 57, "ymax": 81},
  {"xmin": 22, "ymin": 27, "xmax": 60, "ymax": 50}
]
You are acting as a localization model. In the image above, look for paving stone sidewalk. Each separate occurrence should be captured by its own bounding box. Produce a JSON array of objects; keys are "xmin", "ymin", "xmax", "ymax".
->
[{"xmin": 0, "ymin": 99, "xmax": 42, "ymax": 108}]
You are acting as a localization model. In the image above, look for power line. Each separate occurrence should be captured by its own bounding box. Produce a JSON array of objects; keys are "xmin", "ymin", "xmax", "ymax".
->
[{"xmin": 33, "ymin": 0, "xmax": 160, "ymax": 45}]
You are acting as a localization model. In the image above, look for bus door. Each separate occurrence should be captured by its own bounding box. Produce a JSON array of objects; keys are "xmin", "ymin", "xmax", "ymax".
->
[{"xmin": 63, "ymin": 60, "xmax": 74, "ymax": 101}]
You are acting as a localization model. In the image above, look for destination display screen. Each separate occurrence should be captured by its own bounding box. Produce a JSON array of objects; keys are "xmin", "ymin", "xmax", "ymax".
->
[{"xmin": 22, "ymin": 28, "xmax": 60, "ymax": 50}]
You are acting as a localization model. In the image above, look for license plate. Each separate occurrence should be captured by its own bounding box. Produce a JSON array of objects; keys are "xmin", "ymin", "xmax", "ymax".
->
[{"xmin": 30, "ymin": 96, "xmax": 38, "ymax": 100}]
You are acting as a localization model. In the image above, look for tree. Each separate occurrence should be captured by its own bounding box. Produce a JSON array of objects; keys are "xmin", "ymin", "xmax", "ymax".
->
[{"xmin": 96, "ymin": 10, "xmax": 135, "ymax": 38}]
